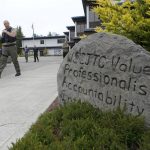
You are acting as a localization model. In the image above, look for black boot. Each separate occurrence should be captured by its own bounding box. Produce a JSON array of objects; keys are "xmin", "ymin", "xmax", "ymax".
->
[{"xmin": 15, "ymin": 72, "xmax": 21, "ymax": 77}]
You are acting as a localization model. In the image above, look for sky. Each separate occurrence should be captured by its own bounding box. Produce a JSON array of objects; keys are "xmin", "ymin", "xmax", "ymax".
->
[{"xmin": 0, "ymin": 0, "xmax": 84, "ymax": 37}]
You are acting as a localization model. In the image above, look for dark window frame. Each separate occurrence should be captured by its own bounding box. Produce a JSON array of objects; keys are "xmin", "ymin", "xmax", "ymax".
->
[
  {"xmin": 40, "ymin": 40, "xmax": 44, "ymax": 44},
  {"xmin": 57, "ymin": 38, "xmax": 65, "ymax": 43}
]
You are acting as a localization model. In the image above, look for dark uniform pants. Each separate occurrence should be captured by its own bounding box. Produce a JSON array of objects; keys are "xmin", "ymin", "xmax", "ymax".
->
[
  {"xmin": 25, "ymin": 53, "xmax": 28, "ymax": 62},
  {"xmin": 34, "ymin": 53, "xmax": 39, "ymax": 62},
  {"xmin": 0, "ymin": 45, "xmax": 21, "ymax": 74}
]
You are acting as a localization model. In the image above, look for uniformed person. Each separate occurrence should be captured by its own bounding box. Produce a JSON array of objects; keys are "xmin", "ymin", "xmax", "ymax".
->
[
  {"xmin": 62, "ymin": 37, "xmax": 69, "ymax": 58},
  {"xmin": 0, "ymin": 20, "xmax": 21, "ymax": 78},
  {"xmin": 24, "ymin": 46, "xmax": 29, "ymax": 62},
  {"xmin": 33, "ymin": 45, "xmax": 39, "ymax": 62}
]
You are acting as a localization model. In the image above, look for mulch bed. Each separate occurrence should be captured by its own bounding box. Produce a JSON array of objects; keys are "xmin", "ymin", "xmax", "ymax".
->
[{"xmin": 47, "ymin": 96, "xmax": 60, "ymax": 112}]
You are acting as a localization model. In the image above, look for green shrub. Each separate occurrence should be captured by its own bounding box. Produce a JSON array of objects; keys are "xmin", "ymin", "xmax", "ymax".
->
[{"xmin": 9, "ymin": 101, "xmax": 150, "ymax": 150}]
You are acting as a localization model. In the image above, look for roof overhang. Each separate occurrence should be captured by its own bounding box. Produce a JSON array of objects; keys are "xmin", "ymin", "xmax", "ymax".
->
[
  {"xmin": 22, "ymin": 36, "xmax": 65, "ymax": 40},
  {"xmin": 82, "ymin": 0, "xmax": 97, "ymax": 15},
  {"xmin": 63, "ymin": 32, "xmax": 69, "ymax": 36},
  {"xmin": 66, "ymin": 26, "xmax": 75, "ymax": 31},
  {"xmin": 72, "ymin": 16, "xmax": 86, "ymax": 23}
]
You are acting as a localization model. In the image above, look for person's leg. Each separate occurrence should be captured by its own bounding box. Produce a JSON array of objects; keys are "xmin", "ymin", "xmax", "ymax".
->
[
  {"xmin": 0, "ymin": 53, "xmax": 2, "ymax": 63},
  {"xmin": 37, "ymin": 55, "xmax": 39, "ymax": 62},
  {"xmin": 26, "ymin": 53, "xmax": 28, "ymax": 62},
  {"xmin": 34, "ymin": 53, "xmax": 36, "ymax": 62},
  {"xmin": 25, "ymin": 53, "xmax": 27, "ymax": 62},
  {"xmin": 25, "ymin": 53, "xmax": 28, "ymax": 62},
  {"xmin": 9, "ymin": 46, "xmax": 21, "ymax": 75},
  {"xmin": 0, "ymin": 47, "xmax": 8, "ymax": 77}
]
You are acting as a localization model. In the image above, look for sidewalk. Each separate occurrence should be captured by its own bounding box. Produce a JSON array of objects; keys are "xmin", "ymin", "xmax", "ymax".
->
[{"xmin": 0, "ymin": 56, "xmax": 63, "ymax": 150}]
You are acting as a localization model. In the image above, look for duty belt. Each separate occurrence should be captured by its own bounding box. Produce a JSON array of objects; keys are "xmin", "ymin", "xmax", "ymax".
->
[{"xmin": 3, "ymin": 43, "xmax": 16, "ymax": 47}]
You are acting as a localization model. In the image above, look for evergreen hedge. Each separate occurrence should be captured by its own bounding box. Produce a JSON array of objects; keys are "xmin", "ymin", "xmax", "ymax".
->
[{"xmin": 9, "ymin": 101, "xmax": 150, "ymax": 150}]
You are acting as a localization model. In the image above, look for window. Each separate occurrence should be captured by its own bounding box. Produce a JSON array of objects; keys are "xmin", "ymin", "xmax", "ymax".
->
[
  {"xmin": 40, "ymin": 40, "xmax": 44, "ymax": 44},
  {"xmin": 57, "ymin": 38, "xmax": 65, "ymax": 43}
]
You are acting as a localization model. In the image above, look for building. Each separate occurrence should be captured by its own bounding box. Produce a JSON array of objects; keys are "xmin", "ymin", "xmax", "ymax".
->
[
  {"xmin": 66, "ymin": 26, "xmax": 76, "ymax": 48},
  {"xmin": 72, "ymin": 16, "xmax": 86, "ymax": 37},
  {"xmin": 82, "ymin": 0, "xmax": 101, "ymax": 34},
  {"xmin": 72, "ymin": 16, "xmax": 86, "ymax": 44},
  {"xmin": 22, "ymin": 36, "xmax": 65, "ymax": 56},
  {"xmin": 63, "ymin": 31, "xmax": 69, "ymax": 40},
  {"xmin": 65, "ymin": 0, "xmax": 101, "ymax": 49},
  {"xmin": 65, "ymin": 0, "xmax": 127, "ymax": 50}
]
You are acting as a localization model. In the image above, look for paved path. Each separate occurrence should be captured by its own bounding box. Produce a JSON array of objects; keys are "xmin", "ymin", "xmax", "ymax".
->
[{"xmin": 0, "ymin": 56, "xmax": 63, "ymax": 150}]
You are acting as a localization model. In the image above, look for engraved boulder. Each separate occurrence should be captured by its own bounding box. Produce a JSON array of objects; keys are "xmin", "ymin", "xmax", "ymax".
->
[{"xmin": 57, "ymin": 32, "xmax": 150, "ymax": 126}]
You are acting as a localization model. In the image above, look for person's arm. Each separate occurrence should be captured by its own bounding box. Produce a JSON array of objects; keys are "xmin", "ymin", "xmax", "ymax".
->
[{"xmin": 2, "ymin": 28, "xmax": 16, "ymax": 37}]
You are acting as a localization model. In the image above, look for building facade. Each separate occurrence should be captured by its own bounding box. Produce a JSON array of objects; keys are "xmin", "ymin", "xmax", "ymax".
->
[
  {"xmin": 72, "ymin": 16, "xmax": 86, "ymax": 37},
  {"xmin": 22, "ymin": 36, "xmax": 65, "ymax": 56},
  {"xmin": 82, "ymin": 0, "xmax": 101, "ymax": 32},
  {"xmin": 64, "ymin": 0, "xmax": 101, "ymax": 50}
]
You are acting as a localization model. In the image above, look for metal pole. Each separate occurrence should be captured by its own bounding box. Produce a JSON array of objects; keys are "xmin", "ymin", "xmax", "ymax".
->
[
  {"xmin": 86, "ymin": 5, "xmax": 90, "ymax": 29},
  {"xmin": 31, "ymin": 23, "xmax": 35, "ymax": 56},
  {"xmin": 75, "ymin": 22, "xmax": 77, "ymax": 37}
]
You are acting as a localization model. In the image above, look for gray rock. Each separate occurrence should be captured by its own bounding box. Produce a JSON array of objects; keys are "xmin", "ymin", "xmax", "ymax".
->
[{"xmin": 57, "ymin": 32, "xmax": 150, "ymax": 127}]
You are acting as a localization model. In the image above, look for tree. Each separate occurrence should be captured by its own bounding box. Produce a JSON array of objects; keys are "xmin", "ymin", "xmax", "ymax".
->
[
  {"xmin": 16, "ymin": 26, "xmax": 24, "ymax": 55},
  {"xmin": 93, "ymin": 0, "xmax": 150, "ymax": 51},
  {"xmin": 51, "ymin": 32, "xmax": 59, "ymax": 36},
  {"xmin": 47, "ymin": 32, "xmax": 52, "ymax": 37},
  {"xmin": 0, "ymin": 35, "xmax": 2, "ymax": 48},
  {"xmin": 33, "ymin": 33, "xmax": 43, "ymax": 37}
]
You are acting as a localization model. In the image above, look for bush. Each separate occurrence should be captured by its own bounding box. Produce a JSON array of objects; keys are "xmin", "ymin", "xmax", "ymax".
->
[
  {"xmin": 9, "ymin": 101, "xmax": 150, "ymax": 150},
  {"xmin": 94, "ymin": 0, "xmax": 150, "ymax": 51}
]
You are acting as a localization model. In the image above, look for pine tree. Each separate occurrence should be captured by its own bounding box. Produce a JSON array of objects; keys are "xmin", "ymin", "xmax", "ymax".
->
[
  {"xmin": 47, "ymin": 32, "xmax": 52, "ymax": 37},
  {"xmin": 0, "ymin": 35, "xmax": 2, "ymax": 48},
  {"xmin": 93, "ymin": 0, "xmax": 150, "ymax": 51},
  {"xmin": 16, "ymin": 26, "xmax": 24, "ymax": 55}
]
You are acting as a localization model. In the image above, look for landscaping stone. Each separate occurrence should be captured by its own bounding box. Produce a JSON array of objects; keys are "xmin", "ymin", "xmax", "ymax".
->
[{"xmin": 57, "ymin": 32, "xmax": 150, "ymax": 127}]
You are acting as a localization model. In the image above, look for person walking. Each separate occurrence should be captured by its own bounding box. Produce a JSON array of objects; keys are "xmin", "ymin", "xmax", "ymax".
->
[
  {"xmin": 24, "ymin": 46, "xmax": 29, "ymax": 62},
  {"xmin": 62, "ymin": 37, "xmax": 69, "ymax": 58},
  {"xmin": 0, "ymin": 48, "xmax": 2, "ymax": 58},
  {"xmin": 33, "ymin": 45, "xmax": 39, "ymax": 62},
  {"xmin": 0, "ymin": 48, "xmax": 2, "ymax": 63},
  {"xmin": 0, "ymin": 20, "xmax": 21, "ymax": 78},
  {"xmin": 0, "ymin": 48, "xmax": 2, "ymax": 56}
]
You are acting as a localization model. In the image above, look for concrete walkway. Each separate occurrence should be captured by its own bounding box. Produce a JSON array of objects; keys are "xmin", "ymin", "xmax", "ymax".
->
[{"xmin": 0, "ymin": 56, "xmax": 63, "ymax": 150}]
